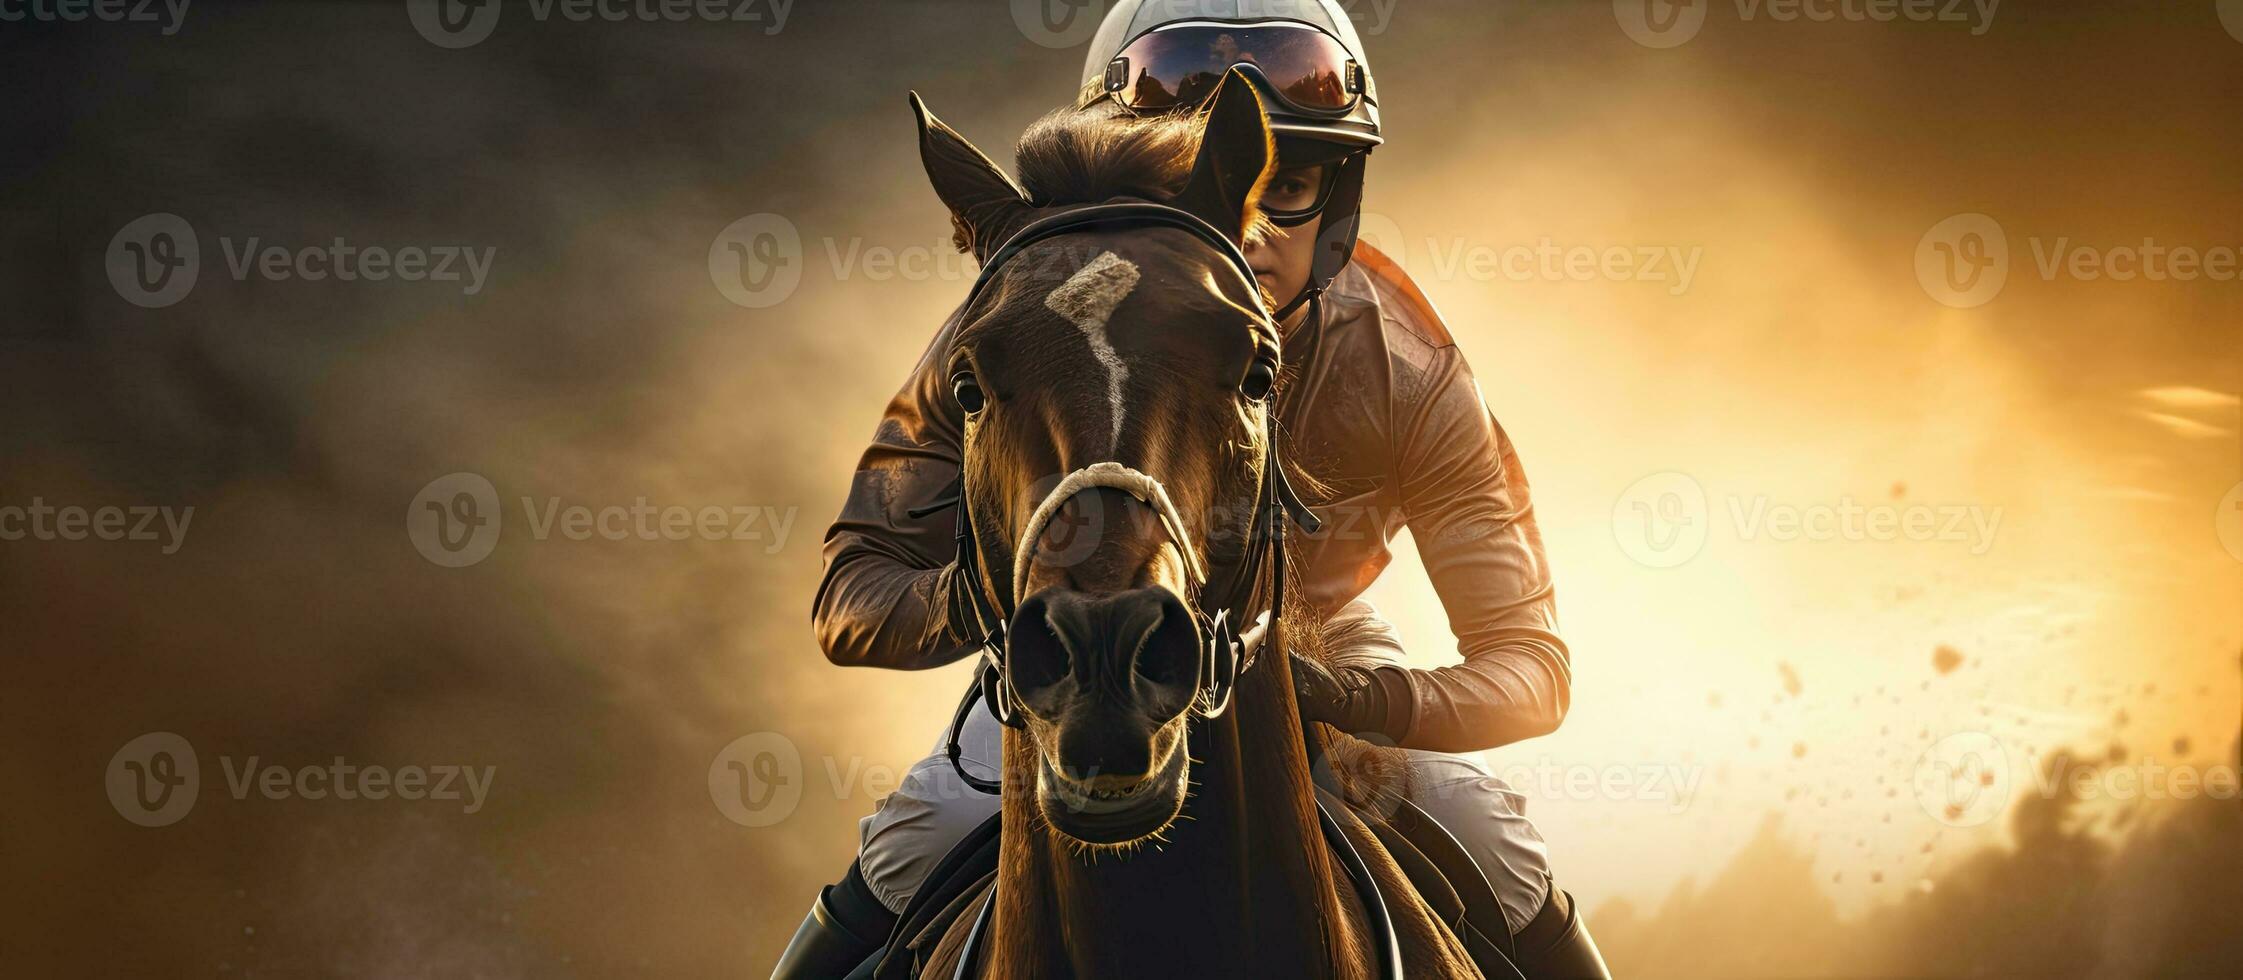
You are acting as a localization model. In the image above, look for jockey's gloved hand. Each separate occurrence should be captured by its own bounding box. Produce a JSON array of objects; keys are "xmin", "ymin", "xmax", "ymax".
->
[{"xmin": 1288, "ymin": 651, "xmax": 1413, "ymax": 742}]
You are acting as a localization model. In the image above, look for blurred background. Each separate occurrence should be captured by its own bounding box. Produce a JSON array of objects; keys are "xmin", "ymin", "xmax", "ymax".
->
[{"xmin": 3, "ymin": 0, "xmax": 2239, "ymax": 976}]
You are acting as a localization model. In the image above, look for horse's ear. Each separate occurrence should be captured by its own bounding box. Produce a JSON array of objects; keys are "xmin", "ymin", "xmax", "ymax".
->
[
  {"xmin": 912, "ymin": 92, "xmax": 1031, "ymax": 259},
  {"xmin": 1173, "ymin": 69, "xmax": 1275, "ymax": 243}
]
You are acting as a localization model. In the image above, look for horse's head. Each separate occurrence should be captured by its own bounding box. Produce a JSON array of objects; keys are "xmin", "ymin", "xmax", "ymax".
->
[{"xmin": 916, "ymin": 71, "xmax": 1283, "ymax": 848}]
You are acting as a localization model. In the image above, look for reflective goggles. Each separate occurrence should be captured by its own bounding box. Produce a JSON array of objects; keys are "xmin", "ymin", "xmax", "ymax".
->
[{"xmin": 1100, "ymin": 21, "xmax": 1369, "ymax": 118}]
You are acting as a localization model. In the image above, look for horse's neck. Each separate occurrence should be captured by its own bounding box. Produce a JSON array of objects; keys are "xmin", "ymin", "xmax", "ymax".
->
[{"xmin": 988, "ymin": 666, "xmax": 1365, "ymax": 978}]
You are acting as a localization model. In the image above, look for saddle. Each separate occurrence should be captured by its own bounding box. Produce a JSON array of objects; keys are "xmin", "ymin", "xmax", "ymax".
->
[{"xmin": 867, "ymin": 774, "xmax": 1526, "ymax": 980}]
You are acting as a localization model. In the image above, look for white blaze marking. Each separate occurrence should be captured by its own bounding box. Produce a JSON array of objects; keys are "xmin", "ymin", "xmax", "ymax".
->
[{"xmin": 1043, "ymin": 250, "xmax": 1140, "ymax": 451}]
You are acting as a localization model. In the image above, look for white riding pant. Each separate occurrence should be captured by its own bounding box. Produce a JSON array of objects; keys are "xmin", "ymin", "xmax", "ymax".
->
[{"xmin": 856, "ymin": 601, "xmax": 1555, "ymax": 934}]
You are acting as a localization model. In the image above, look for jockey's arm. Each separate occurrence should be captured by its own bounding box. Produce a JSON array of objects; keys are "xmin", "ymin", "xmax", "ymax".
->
[
  {"xmin": 1378, "ymin": 341, "xmax": 1573, "ymax": 754},
  {"xmin": 811, "ymin": 307, "xmax": 980, "ymax": 670}
]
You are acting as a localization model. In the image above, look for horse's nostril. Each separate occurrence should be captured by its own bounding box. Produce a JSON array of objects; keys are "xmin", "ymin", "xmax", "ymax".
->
[
  {"xmin": 1006, "ymin": 588, "xmax": 1203, "ymax": 720},
  {"xmin": 1129, "ymin": 590, "xmax": 1200, "ymax": 691},
  {"xmin": 1007, "ymin": 592, "xmax": 1071, "ymax": 695}
]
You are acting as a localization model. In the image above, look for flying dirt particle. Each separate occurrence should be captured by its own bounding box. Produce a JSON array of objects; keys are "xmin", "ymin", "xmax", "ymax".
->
[
  {"xmin": 1707, "ymin": 691, "xmax": 1722, "ymax": 708},
  {"xmin": 2108, "ymin": 742, "xmax": 2128, "ymax": 763},
  {"xmin": 2144, "ymin": 683, "xmax": 2157, "ymax": 696},
  {"xmin": 2174, "ymin": 736, "xmax": 2192, "ymax": 755},
  {"xmin": 1778, "ymin": 662, "xmax": 1803, "ymax": 697},
  {"xmin": 1921, "ymin": 841, "xmax": 1935, "ymax": 854},
  {"xmin": 1831, "ymin": 871, "xmax": 1843, "ymax": 884},
  {"xmin": 1933, "ymin": 645, "xmax": 1964, "ymax": 674},
  {"xmin": 1747, "ymin": 736, "xmax": 1760, "ymax": 749},
  {"xmin": 1871, "ymin": 871, "xmax": 1885, "ymax": 884},
  {"xmin": 2115, "ymin": 709, "xmax": 2130, "ymax": 728},
  {"xmin": 1793, "ymin": 742, "xmax": 1807, "ymax": 759},
  {"xmin": 1979, "ymin": 769, "xmax": 1995, "ymax": 787},
  {"xmin": 1890, "ymin": 481, "xmax": 1906, "ymax": 500}
]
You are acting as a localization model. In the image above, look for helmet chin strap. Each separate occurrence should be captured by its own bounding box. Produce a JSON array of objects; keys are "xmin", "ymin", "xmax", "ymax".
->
[{"xmin": 1273, "ymin": 281, "xmax": 1323, "ymax": 324}]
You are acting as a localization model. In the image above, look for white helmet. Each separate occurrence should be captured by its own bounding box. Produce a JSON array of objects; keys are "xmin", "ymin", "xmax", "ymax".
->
[{"xmin": 1079, "ymin": 0, "xmax": 1381, "ymax": 148}]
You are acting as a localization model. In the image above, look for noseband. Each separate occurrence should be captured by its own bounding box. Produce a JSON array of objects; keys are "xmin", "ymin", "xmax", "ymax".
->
[{"xmin": 917, "ymin": 202, "xmax": 1318, "ymax": 777}]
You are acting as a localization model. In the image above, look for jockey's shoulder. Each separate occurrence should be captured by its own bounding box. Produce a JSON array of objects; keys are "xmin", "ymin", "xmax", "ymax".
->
[{"xmin": 1329, "ymin": 240, "xmax": 1456, "ymax": 352}]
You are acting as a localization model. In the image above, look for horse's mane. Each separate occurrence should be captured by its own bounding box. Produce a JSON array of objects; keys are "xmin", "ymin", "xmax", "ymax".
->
[{"xmin": 997, "ymin": 106, "xmax": 1276, "ymax": 250}]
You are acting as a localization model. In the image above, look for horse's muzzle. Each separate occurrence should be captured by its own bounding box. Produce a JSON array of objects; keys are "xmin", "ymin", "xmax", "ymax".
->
[{"xmin": 1007, "ymin": 586, "xmax": 1202, "ymax": 845}]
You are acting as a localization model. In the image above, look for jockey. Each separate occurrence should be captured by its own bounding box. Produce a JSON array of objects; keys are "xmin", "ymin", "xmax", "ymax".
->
[{"xmin": 776, "ymin": 2, "xmax": 1609, "ymax": 976}]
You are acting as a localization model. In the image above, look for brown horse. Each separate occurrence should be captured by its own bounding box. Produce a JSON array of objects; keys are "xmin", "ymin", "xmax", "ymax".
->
[{"xmin": 901, "ymin": 70, "xmax": 1482, "ymax": 979}]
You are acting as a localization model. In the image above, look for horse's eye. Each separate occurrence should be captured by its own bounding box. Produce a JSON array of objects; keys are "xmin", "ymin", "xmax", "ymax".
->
[
  {"xmin": 951, "ymin": 373, "xmax": 986, "ymax": 414},
  {"xmin": 1241, "ymin": 357, "xmax": 1277, "ymax": 402}
]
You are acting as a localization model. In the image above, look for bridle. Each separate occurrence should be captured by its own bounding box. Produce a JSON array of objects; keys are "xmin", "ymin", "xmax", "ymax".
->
[
  {"xmin": 912, "ymin": 200, "xmax": 1405, "ymax": 980},
  {"xmin": 911, "ymin": 201, "xmax": 1320, "ymax": 791}
]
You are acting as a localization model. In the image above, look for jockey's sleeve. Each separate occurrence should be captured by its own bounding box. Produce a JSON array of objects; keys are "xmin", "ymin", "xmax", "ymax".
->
[
  {"xmin": 1387, "ymin": 342, "xmax": 1573, "ymax": 753},
  {"xmin": 812, "ymin": 306, "xmax": 981, "ymax": 670}
]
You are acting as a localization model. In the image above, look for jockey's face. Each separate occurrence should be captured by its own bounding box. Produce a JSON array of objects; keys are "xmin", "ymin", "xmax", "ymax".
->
[{"xmin": 1243, "ymin": 162, "xmax": 1328, "ymax": 329}]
